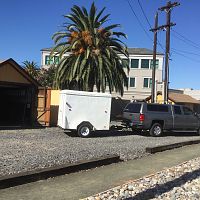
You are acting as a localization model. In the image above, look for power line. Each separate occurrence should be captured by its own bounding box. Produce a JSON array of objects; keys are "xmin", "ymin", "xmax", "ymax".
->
[
  {"xmin": 171, "ymin": 48, "xmax": 200, "ymax": 57},
  {"xmin": 137, "ymin": 0, "xmax": 152, "ymax": 29},
  {"xmin": 171, "ymin": 29, "xmax": 200, "ymax": 50},
  {"xmin": 158, "ymin": 1, "xmax": 180, "ymax": 103},
  {"xmin": 126, "ymin": 0, "xmax": 153, "ymax": 42},
  {"xmin": 157, "ymin": 31, "xmax": 166, "ymax": 51},
  {"xmin": 136, "ymin": 0, "xmax": 165, "ymax": 52},
  {"xmin": 171, "ymin": 49, "xmax": 200, "ymax": 63},
  {"xmin": 172, "ymin": 29, "xmax": 200, "ymax": 49},
  {"xmin": 126, "ymin": 1, "xmax": 200, "ymax": 68}
]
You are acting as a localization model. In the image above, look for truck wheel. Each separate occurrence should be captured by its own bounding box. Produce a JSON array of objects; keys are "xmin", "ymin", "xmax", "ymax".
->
[
  {"xmin": 150, "ymin": 123, "xmax": 163, "ymax": 137},
  {"xmin": 77, "ymin": 122, "xmax": 93, "ymax": 138}
]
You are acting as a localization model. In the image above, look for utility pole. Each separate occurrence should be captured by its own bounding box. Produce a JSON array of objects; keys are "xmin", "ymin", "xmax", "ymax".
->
[
  {"xmin": 150, "ymin": 12, "xmax": 158, "ymax": 103},
  {"xmin": 159, "ymin": 1, "xmax": 180, "ymax": 103}
]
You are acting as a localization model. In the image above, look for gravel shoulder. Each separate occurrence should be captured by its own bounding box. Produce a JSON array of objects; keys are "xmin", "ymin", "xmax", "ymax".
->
[
  {"xmin": 85, "ymin": 157, "xmax": 200, "ymax": 200},
  {"xmin": 0, "ymin": 127, "xmax": 200, "ymax": 177}
]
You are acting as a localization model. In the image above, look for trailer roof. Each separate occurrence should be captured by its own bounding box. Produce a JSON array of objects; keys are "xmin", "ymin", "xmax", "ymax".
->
[{"xmin": 60, "ymin": 90, "xmax": 112, "ymax": 98}]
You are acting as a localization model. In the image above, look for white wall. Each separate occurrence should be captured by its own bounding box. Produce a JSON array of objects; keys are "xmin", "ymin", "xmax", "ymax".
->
[
  {"xmin": 41, "ymin": 50, "xmax": 164, "ymax": 100},
  {"xmin": 115, "ymin": 54, "xmax": 163, "ymax": 100},
  {"xmin": 41, "ymin": 50, "xmax": 70, "ymax": 69}
]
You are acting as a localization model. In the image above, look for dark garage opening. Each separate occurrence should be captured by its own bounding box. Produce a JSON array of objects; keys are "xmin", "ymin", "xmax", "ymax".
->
[{"xmin": 0, "ymin": 85, "xmax": 33, "ymax": 126}]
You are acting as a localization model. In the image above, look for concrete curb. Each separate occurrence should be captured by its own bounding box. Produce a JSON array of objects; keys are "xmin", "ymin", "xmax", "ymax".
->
[
  {"xmin": 146, "ymin": 139, "xmax": 200, "ymax": 154},
  {"xmin": 0, "ymin": 154, "xmax": 121, "ymax": 189}
]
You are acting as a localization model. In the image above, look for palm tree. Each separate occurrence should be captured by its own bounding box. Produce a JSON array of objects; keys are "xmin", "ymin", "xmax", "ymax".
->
[
  {"xmin": 23, "ymin": 60, "xmax": 39, "ymax": 80},
  {"xmin": 52, "ymin": 2, "xmax": 129, "ymax": 96}
]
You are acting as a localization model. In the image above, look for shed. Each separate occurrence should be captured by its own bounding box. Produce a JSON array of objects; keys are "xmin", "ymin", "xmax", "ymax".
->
[
  {"xmin": 145, "ymin": 91, "xmax": 200, "ymax": 112},
  {"xmin": 0, "ymin": 58, "xmax": 40, "ymax": 126}
]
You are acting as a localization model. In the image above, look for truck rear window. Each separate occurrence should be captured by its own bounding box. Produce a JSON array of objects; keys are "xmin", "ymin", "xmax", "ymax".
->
[
  {"xmin": 124, "ymin": 103, "xmax": 141, "ymax": 113},
  {"xmin": 147, "ymin": 104, "xmax": 169, "ymax": 112}
]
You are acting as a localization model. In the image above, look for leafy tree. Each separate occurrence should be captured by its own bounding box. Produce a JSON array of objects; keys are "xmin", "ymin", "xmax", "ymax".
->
[
  {"xmin": 51, "ymin": 2, "xmax": 129, "ymax": 96},
  {"xmin": 37, "ymin": 64, "xmax": 56, "ymax": 88},
  {"xmin": 23, "ymin": 61, "xmax": 56, "ymax": 87},
  {"xmin": 23, "ymin": 60, "xmax": 39, "ymax": 80}
]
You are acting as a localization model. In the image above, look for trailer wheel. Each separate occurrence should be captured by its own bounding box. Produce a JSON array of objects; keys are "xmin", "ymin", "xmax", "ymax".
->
[
  {"xmin": 77, "ymin": 122, "xmax": 93, "ymax": 138},
  {"xmin": 150, "ymin": 123, "xmax": 163, "ymax": 137}
]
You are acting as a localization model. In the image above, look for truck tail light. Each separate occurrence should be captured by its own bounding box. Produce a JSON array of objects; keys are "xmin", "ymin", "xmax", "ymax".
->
[{"xmin": 140, "ymin": 114, "xmax": 145, "ymax": 122}]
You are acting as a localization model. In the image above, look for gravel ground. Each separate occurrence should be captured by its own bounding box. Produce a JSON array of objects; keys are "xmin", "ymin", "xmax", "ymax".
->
[
  {"xmin": 85, "ymin": 157, "xmax": 200, "ymax": 200},
  {"xmin": 0, "ymin": 127, "xmax": 200, "ymax": 177}
]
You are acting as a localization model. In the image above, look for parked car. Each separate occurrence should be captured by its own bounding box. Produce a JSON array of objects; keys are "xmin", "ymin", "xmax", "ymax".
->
[{"xmin": 123, "ymin": 102, "xmax": 200, "ymax": 137}]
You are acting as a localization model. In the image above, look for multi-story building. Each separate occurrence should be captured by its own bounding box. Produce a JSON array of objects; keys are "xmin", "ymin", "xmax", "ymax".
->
[{"xmin": 41, "ymin": 47, "xmax": 164, "ymax": 100}]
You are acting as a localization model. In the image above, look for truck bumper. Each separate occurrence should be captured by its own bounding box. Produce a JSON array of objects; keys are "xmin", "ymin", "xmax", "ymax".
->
[
  {"xmin": 124, "ymin": 121, "xmax": 144, "ymax": 130},
  {"xmin": 131, "ymin": 123, "xmax": 144, "ymax": 130}
]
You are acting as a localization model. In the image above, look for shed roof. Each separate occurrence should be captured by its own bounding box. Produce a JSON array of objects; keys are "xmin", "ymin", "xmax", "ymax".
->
[{"xmin": 0, "ymin": 58, "xmax": 40, "ymax": 87}]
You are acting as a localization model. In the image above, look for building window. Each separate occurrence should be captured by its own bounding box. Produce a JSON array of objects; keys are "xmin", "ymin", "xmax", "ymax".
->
[
  {"xmin": 122, "ymin": 59, "xmax": 129, "ymax": 68},
  {"xmin": 45, "ymin": 55, "xmax": 60, "ymax": 65},
  {"xmin": 131, "ymin": 59, "xmax": 139, "ymax": 68},
  {"xmin": 141, "ymin": 59, "xmax": 150, "ymax": 69},
  {"xmin": 150, "ymin": 78, "xmax": 152, "ymax": 88},
  {"xmin": 45, "ymin": 56, "xmax": 53, "ymax": 65},
  {"xmin": 143, "ymin": 78, "xmax": 148, "ymax": 88},
  {"xmin": 130, "ymin": 77, "xmax": 136, "ymax": 87},
  {"xmin": 150, "ymin": 59, "xmax": 159, "ymax": 69},
  {"xmin": 54, "ymin": 56, "xmax": 60, "ymax": 65},
  {"xmin": 143, "ymin": 78, "xmax": 152, "ymax": 88}
]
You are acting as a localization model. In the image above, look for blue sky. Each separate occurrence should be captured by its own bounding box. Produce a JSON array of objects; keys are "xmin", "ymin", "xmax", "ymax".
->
[{"xmin": 0, "ymin": 0, "xmax": 200, "ymax": 89}]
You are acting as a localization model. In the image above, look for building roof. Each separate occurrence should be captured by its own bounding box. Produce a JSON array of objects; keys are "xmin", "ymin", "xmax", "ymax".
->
[
  {"xmin": 41, "ymin": 47, "xmax": 164, "ymax": 55},
  {"xmin": 41, "ymin": 47, "xmax": 52, "ymax": 52},
  {"xmin": 146, "ymin": 91, "xmax": 200, "ymax": 104},
  {"xmin": 169, "ymin": 92, "xmax": 200, "ymax": 104},
  {"xmin": 127, "ymin": 48, "xmax": 163, "ymax": 55}
]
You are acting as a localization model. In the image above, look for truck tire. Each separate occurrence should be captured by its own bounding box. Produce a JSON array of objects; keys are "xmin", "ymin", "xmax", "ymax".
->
[
  {"xmin": 150, "ymin": 123, "xmax": 163, "ymax": 137},
  {"xmin": 77, "ymin": 122, "xmax": 93, "ymax": 138}
]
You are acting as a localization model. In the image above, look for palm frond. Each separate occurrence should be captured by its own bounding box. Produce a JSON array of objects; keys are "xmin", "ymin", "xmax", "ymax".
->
[
  {"xmin": 104, "ymin": 24, "xmax": 120, "ymax": 31},
  {"xmin": 95, "ymin": 7, "xmax": 106, "ymax": 25},
  {"xmin": 51, "ymin": 3, "xmax": 129, "ymax": 95},
  {"xmin": 99, "ymin": 14, "xmax": 110, "ymax": 25}
]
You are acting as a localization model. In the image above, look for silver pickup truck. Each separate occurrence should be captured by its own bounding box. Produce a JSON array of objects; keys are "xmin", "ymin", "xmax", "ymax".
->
[{"xmin": 123, "ymin": 102, "xmax": 200, "ymax": 137}]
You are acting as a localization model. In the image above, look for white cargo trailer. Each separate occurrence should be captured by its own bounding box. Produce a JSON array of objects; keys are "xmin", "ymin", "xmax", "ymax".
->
[{"xmin": 58, "ymin": 90, "xmax": 112, "ymax": 137}]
